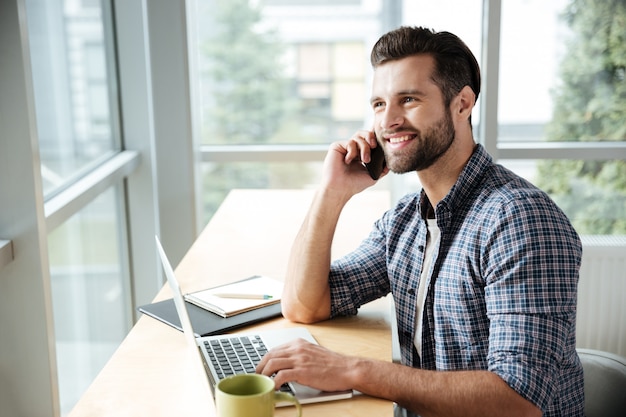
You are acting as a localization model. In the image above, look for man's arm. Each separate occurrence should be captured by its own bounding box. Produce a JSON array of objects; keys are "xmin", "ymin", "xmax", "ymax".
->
[
  {"xmin": 356, "ymin": 357, "xmax": 541, "ymax": 417},
  {"xmin": 257, "ymin": 339, "xmax": 542, "ymax": 417},
  {"xmin": 281, "ymin": 132, "xmax": 383, "ymax": 323},
  {"xmin": 280, "ymin": 187, "xmax": 349, "ymax": 323}
]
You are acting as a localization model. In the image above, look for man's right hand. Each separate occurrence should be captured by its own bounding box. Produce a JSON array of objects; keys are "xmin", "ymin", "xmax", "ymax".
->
[{"xmin": 319, "ymin": 130, "xmax": 388, "ymax": 199}]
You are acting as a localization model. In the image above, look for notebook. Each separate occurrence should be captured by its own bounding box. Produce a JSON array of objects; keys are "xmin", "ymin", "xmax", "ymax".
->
[
  {"xmin": 154, "ymin": 235, "xmax": 353, "ymax": 406},
  {"xmin": 184, "ymin": 275, "xmax": 283, "ymax": 317},
  {"xmin": 137, "ymin": 295, "xmax": 283, "ymax": 337}
]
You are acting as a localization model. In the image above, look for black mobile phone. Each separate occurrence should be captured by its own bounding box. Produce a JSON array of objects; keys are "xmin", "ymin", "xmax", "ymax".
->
[{"xmin": 364, "ymin": 143, "xmax": 386, "ymax": 180}]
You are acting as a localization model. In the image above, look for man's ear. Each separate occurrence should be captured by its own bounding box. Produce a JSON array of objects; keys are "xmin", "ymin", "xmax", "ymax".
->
[{"xmin": 452, "ymin": 85, "xmax": 476, "ymax": 120}]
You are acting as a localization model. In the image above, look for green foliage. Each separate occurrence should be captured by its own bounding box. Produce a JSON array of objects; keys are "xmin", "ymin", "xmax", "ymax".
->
[{"xmin": 537, "ymin": 0, "xmax": 626, "ymax": 235}]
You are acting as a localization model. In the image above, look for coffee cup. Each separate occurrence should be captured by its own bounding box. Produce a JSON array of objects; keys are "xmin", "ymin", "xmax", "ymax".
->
[{"xmin": 216, "ymin": 374, "xmax": 302, "ymax": 417}]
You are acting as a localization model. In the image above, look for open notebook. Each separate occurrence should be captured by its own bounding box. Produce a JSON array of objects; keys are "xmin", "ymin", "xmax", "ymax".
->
[{"xmin": 184, "ymin": 275, "xmax": 283, "ymax": 317}]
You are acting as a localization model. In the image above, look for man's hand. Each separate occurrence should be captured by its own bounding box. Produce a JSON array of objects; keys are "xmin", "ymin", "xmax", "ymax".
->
[
  {"xmin": 320, "ymin": 130, "xmax": 388, "ymax": 199},
  {"xmin": 255, "ymin": 338, "xmax": 359, "ymax": 392}
]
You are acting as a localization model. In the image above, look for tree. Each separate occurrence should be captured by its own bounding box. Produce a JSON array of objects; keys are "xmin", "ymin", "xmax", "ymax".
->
[
  {"xmin": 202, "ymin": 0, "xmax": 289, "ymax": 144},
  {"xmin": 199, "ymin": 0, "xmax": 314, "ymax": 223},
  {"xmin": 537, "ymin": 0, "xmax": 626, "ymax": 234}
]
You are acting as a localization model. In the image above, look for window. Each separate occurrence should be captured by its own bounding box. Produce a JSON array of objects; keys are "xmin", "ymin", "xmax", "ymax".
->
[
  {"xmin": 28, "ymin": 0, "xmax": 120, "ymax": 198},
  {"xmin": 24, "ymin": 0, "xmax": 132, "ymax": 414}
]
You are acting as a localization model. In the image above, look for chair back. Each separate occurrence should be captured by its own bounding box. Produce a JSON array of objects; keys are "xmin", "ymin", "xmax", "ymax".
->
[{"xmin": 577, "ymin": 348, "xmax": 626, "ymax": 417}]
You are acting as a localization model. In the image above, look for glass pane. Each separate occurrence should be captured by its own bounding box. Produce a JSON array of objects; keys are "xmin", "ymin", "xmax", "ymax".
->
[
  {"xmin": 195, "ymin": 0, "xmax": 387, "ymax": 146},
  {"xmin": 200, "ymin": 161, "xmax": 321, "ymax": 224},
  {"xmin": 49, "ymin": 186, "xmax": 131, "ymax": 415},
  {"xmin": 200, "ymin": 160, "xmax": 393, "ymax": 224},
  {"xmin": 25, "ymin": 0, "xmax": 119, "ymax": 198},
  {"xmin": 499, "ymin": 0, "xmax": 625, "ymax": 144},
  {"xmin": 499, "ymin": 0, "xmax": 569, "ymax": 136}
]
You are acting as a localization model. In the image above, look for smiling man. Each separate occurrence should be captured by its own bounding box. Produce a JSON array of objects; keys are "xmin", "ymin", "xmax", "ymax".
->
[{"xmin": 256, "ymin": 26, "xmax": 584, "ymax": 417}]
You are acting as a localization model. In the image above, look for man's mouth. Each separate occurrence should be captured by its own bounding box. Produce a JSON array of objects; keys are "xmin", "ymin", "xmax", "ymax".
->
[{"xmin": 387, "ymin": 134, "xmax": 416, "ymax": 144}]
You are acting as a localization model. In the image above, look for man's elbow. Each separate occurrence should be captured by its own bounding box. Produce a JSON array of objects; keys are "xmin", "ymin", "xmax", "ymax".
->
[{"xmin": 281, "ymin": 299, "xmax": 330, "ymax": 324}]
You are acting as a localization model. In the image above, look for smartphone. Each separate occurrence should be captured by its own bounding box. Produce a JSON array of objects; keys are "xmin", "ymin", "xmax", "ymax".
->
[{"xmin": 364, "ymin": 143, "xmax": 386, "ymax": 180}]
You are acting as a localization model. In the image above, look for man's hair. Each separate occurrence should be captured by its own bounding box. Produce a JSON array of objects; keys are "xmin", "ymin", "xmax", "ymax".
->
[{"xmin": 371, "ymin": 26, "xmax": 481, "ymax": 107}]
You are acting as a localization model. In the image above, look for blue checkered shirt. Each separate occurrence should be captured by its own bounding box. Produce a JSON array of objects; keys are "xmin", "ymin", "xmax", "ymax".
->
[{"xmin": 328, "ymin": 144, "xmax": 584, "ymax": 416}]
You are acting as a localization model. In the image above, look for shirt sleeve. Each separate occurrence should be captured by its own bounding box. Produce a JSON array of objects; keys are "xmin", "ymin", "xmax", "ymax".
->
[
  {"xmin": 483, "ymin": 192, "xmax": 582, "ymax": 411},
  {"xmin": 328, "ymin": 216, "xmax": 391, "ymax": 318}
]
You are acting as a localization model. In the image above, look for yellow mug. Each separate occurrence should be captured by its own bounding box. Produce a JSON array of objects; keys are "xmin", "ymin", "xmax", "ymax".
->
[{"xmin": 216, "ymin": 374, "xmax": 302, "ymax": 417}]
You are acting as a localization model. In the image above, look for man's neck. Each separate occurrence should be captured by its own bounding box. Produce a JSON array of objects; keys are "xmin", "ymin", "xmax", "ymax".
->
[{"xmin": 417, "ymin": 138, "xmax": 476, "ymax": 208}]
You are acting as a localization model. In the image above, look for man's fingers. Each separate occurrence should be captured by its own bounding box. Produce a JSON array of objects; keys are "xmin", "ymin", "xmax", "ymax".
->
[{"xmin": 346, "ymin": 131, "xmax": 377, "ymax": 164}]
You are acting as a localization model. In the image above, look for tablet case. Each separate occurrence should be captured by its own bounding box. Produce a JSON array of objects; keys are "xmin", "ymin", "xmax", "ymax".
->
[{"xmin": 137, "ymin": 298, "xmax": 283, "ymax": 336}]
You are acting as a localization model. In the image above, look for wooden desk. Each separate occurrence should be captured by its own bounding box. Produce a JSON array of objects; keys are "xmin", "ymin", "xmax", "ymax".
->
[{"xmin": 68, "ymin": 189, "xmax": 393, "ymax": 417}]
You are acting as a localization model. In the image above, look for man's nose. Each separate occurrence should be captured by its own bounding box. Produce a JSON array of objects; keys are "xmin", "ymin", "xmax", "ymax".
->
[{"xmin": 379, "ymin": 105, "xmax": 404, "ymax": 130}]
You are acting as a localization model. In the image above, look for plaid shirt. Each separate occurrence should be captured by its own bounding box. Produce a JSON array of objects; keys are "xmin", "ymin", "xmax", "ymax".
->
[{"xmin": 328, "ymin": 144, "xmax": 584, "ymax": 416}]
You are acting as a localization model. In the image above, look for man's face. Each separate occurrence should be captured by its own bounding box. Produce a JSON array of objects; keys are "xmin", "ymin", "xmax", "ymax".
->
[{"xmin": 370, "ymin": 54, "xmax": 455, "ymax": 173}]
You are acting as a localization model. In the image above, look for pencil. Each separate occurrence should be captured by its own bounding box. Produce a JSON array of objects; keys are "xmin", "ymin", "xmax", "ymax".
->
[{"xmin": 213, "ymin": 293, "xmax": 274, "ymax": 300}]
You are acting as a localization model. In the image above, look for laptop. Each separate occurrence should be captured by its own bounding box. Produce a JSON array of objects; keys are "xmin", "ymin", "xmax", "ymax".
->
[{"xmin": 154, "ymin": 235, "xmax": 353, "ymax": 406}]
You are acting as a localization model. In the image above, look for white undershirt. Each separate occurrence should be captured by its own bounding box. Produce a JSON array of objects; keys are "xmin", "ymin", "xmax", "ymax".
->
[{"xmin": 414, "ymin": 218, "xmax": 440, "ymax": 360}]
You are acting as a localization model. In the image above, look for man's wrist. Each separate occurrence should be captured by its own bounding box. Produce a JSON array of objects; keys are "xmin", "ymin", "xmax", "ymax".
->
[
  {"xmin": 316, "ymin": 185, "xmax": 354, "ymax": 209},
  {"xmin": 346, "ymin": 356, "xmax": 375, "ymax": 391}
]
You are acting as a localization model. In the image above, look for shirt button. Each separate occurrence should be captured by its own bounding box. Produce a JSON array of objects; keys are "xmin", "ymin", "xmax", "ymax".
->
[
  {"xmin": 408, "ymin": 288, "xmax": 416, "ymax": 295},
  {"xmin": 418, "ymin": 245, "xmax": 425, "ymax": 252}
]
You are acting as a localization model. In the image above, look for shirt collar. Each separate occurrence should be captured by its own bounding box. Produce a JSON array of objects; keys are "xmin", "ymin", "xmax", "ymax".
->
[{"xmin": 418, "ymin": 144, "xmax": 492, "ymax": 219}]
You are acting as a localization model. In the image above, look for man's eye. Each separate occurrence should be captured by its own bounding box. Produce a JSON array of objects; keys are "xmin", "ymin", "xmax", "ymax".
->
[
  {"xmin": 372, "ymin": 101, "xmax": 385, "ymax": 109},
  {"xmin": 402, "ymin": 97, "xmax": 416, "ymax": 103}
]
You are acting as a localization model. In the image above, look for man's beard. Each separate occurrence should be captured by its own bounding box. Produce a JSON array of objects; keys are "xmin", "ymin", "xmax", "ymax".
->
[{"xmin": 384, "ymin": 108, "xmax": 456, "ymax": 174}]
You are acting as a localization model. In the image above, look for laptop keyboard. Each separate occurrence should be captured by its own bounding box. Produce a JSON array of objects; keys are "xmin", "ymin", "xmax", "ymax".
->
[{"xmin": 203, "ymin": 335, "xmax": 293, "ymax": 393}]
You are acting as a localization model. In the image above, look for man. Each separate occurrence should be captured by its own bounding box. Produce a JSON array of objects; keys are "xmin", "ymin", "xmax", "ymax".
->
[{"xmin": 257, "ymin": 26, "xmax": 584, "ymax": 417}]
